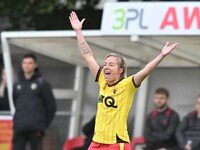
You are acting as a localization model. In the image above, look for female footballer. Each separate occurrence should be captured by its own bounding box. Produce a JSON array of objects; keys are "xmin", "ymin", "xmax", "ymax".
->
[{"xmin": 69, "ymin": 11, "xmax": 178, "ymax": 150}]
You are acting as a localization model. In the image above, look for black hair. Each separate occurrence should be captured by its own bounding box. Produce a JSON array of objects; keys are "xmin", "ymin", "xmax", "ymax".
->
[
  {"xmin": 22, "ymin": 53, "xmax": 37, "ymax": 62},
  {"xmin": 155, "ymin": 87, "xmax": 169, "ymax": 98}
]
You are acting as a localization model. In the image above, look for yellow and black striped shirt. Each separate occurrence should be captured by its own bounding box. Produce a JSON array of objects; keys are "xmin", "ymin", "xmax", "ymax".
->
[{"xmin": 93, "ymin": 68, "xmax": 138, "ymax": 144}]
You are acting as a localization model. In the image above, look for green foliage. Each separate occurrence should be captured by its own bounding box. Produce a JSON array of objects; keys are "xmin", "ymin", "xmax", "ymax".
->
[{"xmin": 0, "ymin": 0, "xmax": 66, "ymax": 29}]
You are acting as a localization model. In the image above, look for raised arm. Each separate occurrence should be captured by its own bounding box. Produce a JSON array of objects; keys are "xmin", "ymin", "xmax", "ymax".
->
[
  {"xmin": 134, "ymin": 42, "xmax": 178, "ymax": 87},
  {"xmin": 69, "ymin": 11, "xmax": 99, "ymax": 77}
]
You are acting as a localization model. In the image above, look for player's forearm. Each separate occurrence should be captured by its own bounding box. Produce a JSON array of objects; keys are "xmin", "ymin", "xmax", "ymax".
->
[
  {"xmin": 143, "ymin": 53, "xmax": 165, "ymax": 76},
  {"xmin": 75, "ymin": 30, "xmax": 93, "ymax": 59},
  {"xmin": 135, "ymin": 53, "xmax": 165, "ymax": 86}
]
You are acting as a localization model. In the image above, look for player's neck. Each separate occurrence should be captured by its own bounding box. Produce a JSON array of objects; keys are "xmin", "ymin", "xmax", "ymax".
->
[
  {"xmin": 24, "ymin": 72, "xmax": 35, "ymax": 80},
  {"xmin": 108, "ymin": 80, "xmax": 118, "ymax": 85},
  {"xmin": 107, "ymin": 77, "xmax": 123, "ymax": 86}
]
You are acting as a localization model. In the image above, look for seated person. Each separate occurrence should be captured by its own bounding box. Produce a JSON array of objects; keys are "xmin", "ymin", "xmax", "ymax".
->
[
  {"xmin": 0, "ymin": 68, "xmax": 10, "ymax": 111},
  {"xmin": 74, "ymin": 115, "xmax": 95, "ymax": 150},
  {"xmin": 176, "ymin": 95, "xmax": 200, "ymax": 150},
  {"xmin": 144, "ymin": 88, "xmax": 179, "ymax": 150}
]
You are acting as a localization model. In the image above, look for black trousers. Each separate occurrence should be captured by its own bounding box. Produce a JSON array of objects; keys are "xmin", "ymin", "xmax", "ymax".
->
[{"xmin": 13, "ymin": 130, "xmax": 44, "ymax": 150}]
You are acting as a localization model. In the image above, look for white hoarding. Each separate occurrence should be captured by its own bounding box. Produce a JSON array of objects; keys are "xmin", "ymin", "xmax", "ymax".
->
[{"xmin": 101, "ymin": 2, "xmax": 200, "ymax": 35}]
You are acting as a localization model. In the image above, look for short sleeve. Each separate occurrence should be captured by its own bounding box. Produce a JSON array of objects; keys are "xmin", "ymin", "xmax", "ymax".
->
[
  {"xmin": 95, "ymin": 67, "xmax": 106, "ymax": 86},
  {"xmin": 132, "ymin": 75, "xmax": 140, "ymax": 88},
  {"xmin": 124, "ymin": 75, "xmax": 138, "ymax": 94},
  {"xmin": 125, "ymin": 75, "xmax": 140, "ymax": 89},
  {"xmin": 95, "ymin": 67, "xmax": 102, "ymax": 82}
]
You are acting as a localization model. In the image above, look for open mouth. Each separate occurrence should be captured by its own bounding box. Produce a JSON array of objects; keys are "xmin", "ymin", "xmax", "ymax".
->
[{"xmin": 104, "ymin": 70, "xmax": 111, "ymax": 78}]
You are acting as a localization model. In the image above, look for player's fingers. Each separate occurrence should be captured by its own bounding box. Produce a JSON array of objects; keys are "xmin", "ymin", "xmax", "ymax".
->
[
  {"xmin": 70, "ymin": 12, "xmax": 74, "ymax": 20},
  {"xmin": 170, "ymin": 43, "xmax": 178, "ymax": 50},
  {"xmin": 171, "ymin": 43, "xmax": 178, "ymax": 47},
  {"xmin": 69, "ymin": 16, "xmax": 72, "ymax": 23},
  {"xmin": 70, "ymin": 11, "xmax": 74, "ymax": 20},
  {"xmin": 72, "ymin": 11, "xmax": 77, "ymax": 20},
  {"xmin": 174, "ymin": 42, "xmax": 179, "ymax": 46},
  {"xmin": 164, "ymin": 41, "xmax": 169, "ymax": 47},
  {"xmin": 81, "ymin": 18, "xmax": 86, "ymax": 24}
]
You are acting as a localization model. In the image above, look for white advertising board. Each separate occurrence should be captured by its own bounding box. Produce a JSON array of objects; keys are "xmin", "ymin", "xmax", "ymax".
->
[{"xmin": 101, "ymin": 2, "xmax": 200, "ymax": 35}]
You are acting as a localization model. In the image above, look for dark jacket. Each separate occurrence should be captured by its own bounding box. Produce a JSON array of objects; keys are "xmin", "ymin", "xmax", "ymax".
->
[
  {"xmin": 13, "ymin": 69, "xmax": 56, "ymax": 131},
  {"xmin": 0, "ymin": 87, "xmax": 10, "ymax": 111},
  {"xmin": 144, "ymin": 107, "xmax": 179, "ymax": 150},
  {"xmin": 74, "ymin": 116, "xmax": 95, "ymax": 150},
  {"xmin": 82, "ymin": 116, "xmax": 95, "ymax": 149},
  {"xmin": 176, "ymin": 111, "xmax": 200, "ymax": 150}
]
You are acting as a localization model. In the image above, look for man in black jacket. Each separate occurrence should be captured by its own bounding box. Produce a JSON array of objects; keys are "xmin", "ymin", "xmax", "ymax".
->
[
  {"xmin": 176, "ymin": 95, "xmax": 200, "ymax": 150},
  {"xmin": 144, "ymin": 88, "xmax": 179, "ymax": 150},
  {"xmin": 12, "ymin": 54, "xmax": 56, "ymax": 150},
  {"xmin": 0, "ymin": 68, "xmax": 10, "ymax": 111}
]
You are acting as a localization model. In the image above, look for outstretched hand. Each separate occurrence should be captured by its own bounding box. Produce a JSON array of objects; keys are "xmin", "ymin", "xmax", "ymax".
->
[
  {"xmin": 161, "ymin": 42, "xmax": 178, "ymax": 57},
  {"xmin": 69, "ymin": 11, "xmax": 85, "ymax": 31}
]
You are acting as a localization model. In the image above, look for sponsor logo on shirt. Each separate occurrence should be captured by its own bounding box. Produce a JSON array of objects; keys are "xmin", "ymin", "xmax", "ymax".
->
[{"xmin": 98, "ymin": 95, "xmax": 117, "ymax": 108}]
